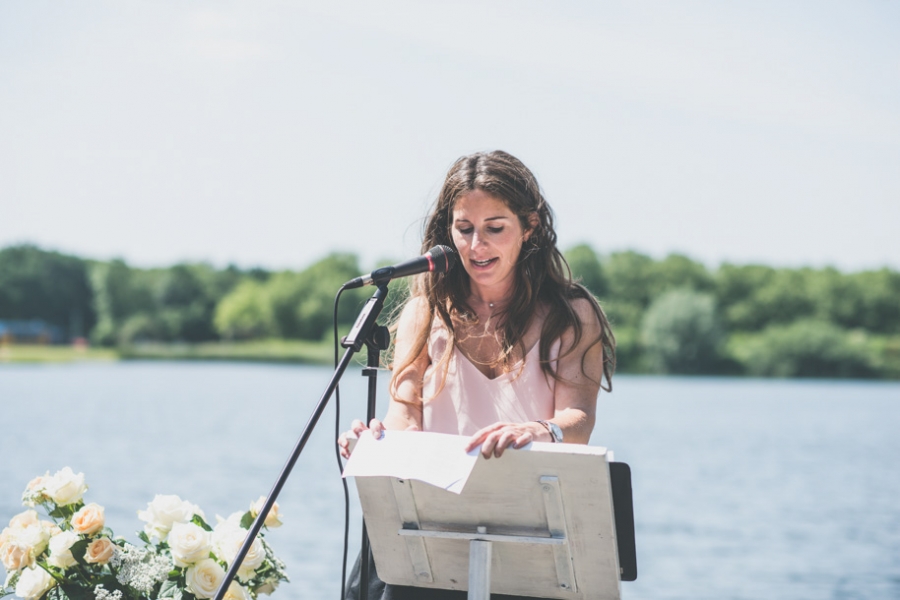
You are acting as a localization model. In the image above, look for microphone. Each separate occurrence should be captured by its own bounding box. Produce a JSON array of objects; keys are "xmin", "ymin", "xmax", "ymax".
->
[{"xmin": 343, "ymin": 245, "xmax": 457, "ymax": 289}]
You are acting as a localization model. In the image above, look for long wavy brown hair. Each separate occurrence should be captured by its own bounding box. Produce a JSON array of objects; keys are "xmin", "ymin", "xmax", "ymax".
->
[{"xmin": 390, "ymin": 150, "xmax": 615, "ymax": 401}]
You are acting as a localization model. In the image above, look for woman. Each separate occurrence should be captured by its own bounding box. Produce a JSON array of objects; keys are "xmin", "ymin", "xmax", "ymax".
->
[{"xmin": 339, "ymin": 150, "xmax": 615, "ymax": 599}]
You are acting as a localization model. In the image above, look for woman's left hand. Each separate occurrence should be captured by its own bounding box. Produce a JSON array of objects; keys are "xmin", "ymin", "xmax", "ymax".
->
[{"xmin": 465, "ymin": 421, "xmax": 544, "ymax": 459}]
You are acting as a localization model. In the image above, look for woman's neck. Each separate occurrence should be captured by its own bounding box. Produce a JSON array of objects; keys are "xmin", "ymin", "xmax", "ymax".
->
[{"xmin": 468, "ymin": 281, "xmax": 514, "ymax": 312}]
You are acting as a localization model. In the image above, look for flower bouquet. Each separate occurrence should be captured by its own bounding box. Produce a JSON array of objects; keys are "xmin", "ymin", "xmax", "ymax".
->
[{"xmin": 1, "ymin": 468, "xmax": 288, "ymax": 600}]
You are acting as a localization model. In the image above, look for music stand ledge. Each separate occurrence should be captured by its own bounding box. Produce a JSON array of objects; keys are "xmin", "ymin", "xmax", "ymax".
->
[{"xmin": 354, "ymin": 441, "xmax": 636, "ymax": 600}]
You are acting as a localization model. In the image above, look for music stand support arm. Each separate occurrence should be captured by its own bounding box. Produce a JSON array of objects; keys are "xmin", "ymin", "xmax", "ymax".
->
[
  {"xmin": 212, "ymin": 284, "xmax": 390, "ymax": 600},
  {"xmin": 468, "ymin": 527, "xmax": 491, "ymax": 600}
]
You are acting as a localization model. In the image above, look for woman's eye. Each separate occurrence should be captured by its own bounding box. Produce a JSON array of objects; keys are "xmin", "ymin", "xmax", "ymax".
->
[
  {"xmin": 487, "ymin": 227, "xmax": 504, "ymax": 234},
  {"xmin": 457, "ymin": 227, "xmax": 474, "ymax": 235}
]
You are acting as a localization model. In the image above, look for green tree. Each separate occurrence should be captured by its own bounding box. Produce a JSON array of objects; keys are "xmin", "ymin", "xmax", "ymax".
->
[
  {"xmin": 269, "ymin": 253, "xmax": 369, "ymax": 340},
  {"xmin": 564, "ymin": 244, "xmax": 608, "ymax": 297},
  {"xmin": 214, "ymin": 280, "xmax": 277, "ymax": 340},
  {"xmin": 728, "ymin": 320, "xmax": 876, "ymax": 378},
  {"xmin": 652, "ymin": 254, "xmax": 713, "ymax": 295},
  {"xmin": 720, "ymin": 268, "xmax": 816, "ymax": 331},
  {"xmin": 0, "ymin": 245, "xmax": 95, "ymax": 340},
  {"xmin": 90, "ymin": 259, "xmax": 155, "ymax": 345},
  {"xmin": 641, "ymin": 289, "xmax": 723, "ymax": 374},
  {"xmin": 154, "ymin": 264, "xmax": 219, "ymax": 342}
]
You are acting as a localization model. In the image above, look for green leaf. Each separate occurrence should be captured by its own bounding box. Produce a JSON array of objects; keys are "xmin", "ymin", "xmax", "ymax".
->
[
  {"xmin": 239, "ymin": 511, "xmax": 254, "ymax": 530},
  {"xmin": 59, "ymin": 582, "xmax": 93, "ymax": 600},
  {"xmin": 138, "ymin": 531, "xmax": 150, "ymax": 545},
  {"xmin": 48, "ymin": 506, "xmax": 68, "ymax": 519},
  {"xmin": 190, "ymin": 514, "xmax": 213, "ymax": 532},
  {"xmin": 69, "ymin": 539, "xmax": 90, "ymax": 564},
  {"xmin": 159, "ymin": 579, "xmax": 179, "ymax": 599}
]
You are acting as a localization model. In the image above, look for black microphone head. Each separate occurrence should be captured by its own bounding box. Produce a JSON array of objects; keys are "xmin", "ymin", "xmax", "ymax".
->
[{"xmin": 427, "ymin": 245, "xmax": 457, "ymax": 274}]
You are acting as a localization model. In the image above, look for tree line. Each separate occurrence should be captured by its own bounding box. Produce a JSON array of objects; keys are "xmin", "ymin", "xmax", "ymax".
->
[{"xmin": 1, "ymin": 243, "xmax": 898, "ymax": 379}]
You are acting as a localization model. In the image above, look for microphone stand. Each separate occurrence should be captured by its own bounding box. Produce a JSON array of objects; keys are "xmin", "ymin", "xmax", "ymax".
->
[
  {"xmin": 358, "ymin": 317, "xmax": 390, "ymax": 600},
  {"xmin": 212, "ymin": 283, "xmax": 391, "ymax": 600}
]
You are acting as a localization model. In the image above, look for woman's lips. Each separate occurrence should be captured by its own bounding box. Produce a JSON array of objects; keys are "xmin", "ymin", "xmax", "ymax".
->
[{"xmin": 471, "ymin": 257, "xmax": 498, "ymax": 269}]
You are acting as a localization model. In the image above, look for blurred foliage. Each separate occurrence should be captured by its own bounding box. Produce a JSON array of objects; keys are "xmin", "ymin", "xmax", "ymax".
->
[
  {"xmin": 2, "ymin": 242, "xmax": 899, "ymax": 379},
  {"xmin": 726, "ymin": 320, "xmax": 877, "ymax": 378},
  {"xmin": 641, "ymin": 289, "xmax": 724, "ymax": 374},
  {"xmin": 0, "ymin": 245, "xmax": 96, "ymax": 339}
]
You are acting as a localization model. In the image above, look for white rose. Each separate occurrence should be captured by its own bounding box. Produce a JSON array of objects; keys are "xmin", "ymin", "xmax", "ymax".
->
[
  {"xmin": 223, "ymin": 581, "xmax": 251, "ymax": 600},
  {"xmin": 249, "ymin": 496, "xmax": 283, "ymax": 529},
  {"xmin": 255, "ymin": 579, "xmax": 279, "ymax": 596},
  {"xmin": 211, "ymin": 520, "xmax": 265, "ymax": 581},
  {"xmin": 185, "ymin": 558, "xmax": 224, "ymax": 599},
  {"xmin": 14, "ymin": 523, "xmax": 50, "ymax": 560},
  {"xmin": 168, "ymin": 522, "xmax": 212, "ymax": 567},
  {"xmin": 47, "ymin": 531, "xmax": 80, "ymax": 569},
  {"xmin": 43, "ymin": 468, "xmax": 88, "ymax": 506},
  {"xmin": 14, "ymin": 566, "xmax": 55, "ymax": 600},
  {"xmin": 137, "ymin": 495, "xmax": 203, "ymax": 540}
]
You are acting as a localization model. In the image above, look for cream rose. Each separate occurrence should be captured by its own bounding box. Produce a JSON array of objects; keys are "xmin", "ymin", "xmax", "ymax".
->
[
  {"xmin": 137, "ymin": 494, "xmax": 203, "ymax": 540},
  {"xmin": 212, "ymin": 520, "xmax": 264, "ymax": 582},
  {"xmin": 71, "ymin": 503, "xmax": 105, "ymax": 536},
  {"xmin": 14, "ymin": 565, "xmax": 55, "ymax": 600},
  {"xmin": 9, "ymin": 523, "xmax": 50, "ymax": 562},
  {"xmin": 43, "ymin": 468, "xmax": 88, "ymax": 506},
  {"xmin": 185, "ymin": 558, "xmax": 225, "ymax": 599},
  {"xmin": 47, "ymin": 530, "xmax": 80, "ymax": 569},
  {"xmin": 1, "ymin": 540, "xmax": 34, "ymax": 571},
  {"xmin": 168, "ymin": 522, "xmax": 212, "ymax": 567},
  {"xmin": 249, "ymin": 496, "xmax": 283, "ymax": 529},
  {"xmin": 84, "ymin": 537, "xmax": 115, "ymax": 564},
  {"xmin": 22, "ymin": 474, "xmax": 49, "ymax": 506},
  {"xmin": 223, "ymin": 581, "xmax": 251, "ymax": 600},
  {"xmin": 9, "ymin": 510, "xmax": 39, "ymax": 530}
]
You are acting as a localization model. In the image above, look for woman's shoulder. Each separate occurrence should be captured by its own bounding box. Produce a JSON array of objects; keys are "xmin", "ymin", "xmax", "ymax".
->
[
  {"xmin": 397, "ymin": 294, "xmax": 430, "ymax": 327},
  {"xmin": 554, "ymin": 290, "xmax": 605, "ymax": 348}
]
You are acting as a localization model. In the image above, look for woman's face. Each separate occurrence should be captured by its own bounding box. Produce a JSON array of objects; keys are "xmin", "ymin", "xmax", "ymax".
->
[{"xmin": 450, "ymin": 189, "xmax": 532, "ymax": 298}]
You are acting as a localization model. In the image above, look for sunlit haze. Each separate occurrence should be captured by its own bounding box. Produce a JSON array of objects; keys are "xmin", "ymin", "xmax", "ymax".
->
[{"xmin": 1, "ymin": 1, "xmax": 898, "ymax": 271}]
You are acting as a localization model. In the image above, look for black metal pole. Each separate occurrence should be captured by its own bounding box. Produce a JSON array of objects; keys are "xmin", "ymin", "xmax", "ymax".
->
[
  {"xmin": 212, "ymin": 284, "xmax": 390, "ymax": 600},
  {"xmin": 358, "ymin": 324, "xmax": 389, "ymax": 600}
]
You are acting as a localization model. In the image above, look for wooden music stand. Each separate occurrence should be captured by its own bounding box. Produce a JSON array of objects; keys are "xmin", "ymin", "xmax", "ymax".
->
[{"xmin": 351, "ymin": 438, "xmax": 633, "ymax": 599}]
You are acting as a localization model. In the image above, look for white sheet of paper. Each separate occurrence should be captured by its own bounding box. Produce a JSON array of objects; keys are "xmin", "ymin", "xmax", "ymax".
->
[{"xmin": 342, "ymin": 430, "xmax": 479, "ymax": 494}]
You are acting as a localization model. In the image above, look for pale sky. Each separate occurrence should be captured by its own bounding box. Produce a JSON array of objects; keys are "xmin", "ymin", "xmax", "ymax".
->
[{"xmin": 1, "ymin": 1, "xmax": 898, "ymax": 272}]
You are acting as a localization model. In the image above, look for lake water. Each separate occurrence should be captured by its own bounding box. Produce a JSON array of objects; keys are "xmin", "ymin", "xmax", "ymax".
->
[{"xmin": 1, "ymin": 362, "xmax": 898, "ymax": 599}]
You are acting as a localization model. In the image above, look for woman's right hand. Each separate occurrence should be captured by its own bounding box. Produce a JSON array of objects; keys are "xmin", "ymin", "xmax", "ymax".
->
[{"xmin": 337, "ymin": 418, "xmax": 385, "ymax": 459}]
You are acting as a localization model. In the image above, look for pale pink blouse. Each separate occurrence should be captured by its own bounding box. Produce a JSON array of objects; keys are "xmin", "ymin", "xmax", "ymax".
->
[{"xmin": 422, "ymin": 321, "xmax": 560, "ymax": 436}]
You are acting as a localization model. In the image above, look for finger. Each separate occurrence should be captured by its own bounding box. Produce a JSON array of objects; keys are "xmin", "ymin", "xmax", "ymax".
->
[
  {"xmin": 466, "ymin": 423, "xmax": 505, "ymax": 453},
  {"xmin": 512, "ymin": 432, "xmax": 532, "ymax": 449},
  {"xmin": 369, "ymin": 419, "xmax": 385, "ymax": 439},
  {"xmin": 337, "ymin": 435, "xmax": 350, "ymax": 459},
  {"xmin": 405, "ymin": 424, "xmax": 420, "ymax": 432},
  {"xmin": 493, "ymin": 430, "xmax": 518, "ymax": 458},
  {"xmin": 350, "ymin": 419, "xmax": 368, "ymax": 434},
  {"xmin": 480, "ymin": 432, "xmax": 502, "ymax": 459}
]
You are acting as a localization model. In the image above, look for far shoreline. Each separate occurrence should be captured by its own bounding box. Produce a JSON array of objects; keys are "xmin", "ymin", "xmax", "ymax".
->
[{"xmin": 2, "ymin": 342, "xmax": 898, "ymax": 382}]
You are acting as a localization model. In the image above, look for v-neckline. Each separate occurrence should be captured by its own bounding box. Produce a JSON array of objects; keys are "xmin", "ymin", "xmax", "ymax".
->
[{"xmin": 454, "ymin": 342, "xmax": 540, "ymax": 381}]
